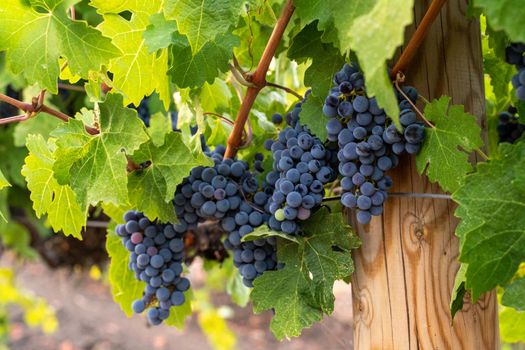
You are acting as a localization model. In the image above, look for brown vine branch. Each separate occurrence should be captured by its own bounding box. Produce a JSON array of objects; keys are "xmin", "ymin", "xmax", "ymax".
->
[
  {"xmin": 0, "ymin": 92, "xmax": 99, "ymax": 135},
  {"xmin": 224, "ymin": 0, "xmax": 295, "ymax": 158},
  {"xmin": 390, "ymin": 0, "xmax": 448, "ymax": 79}
]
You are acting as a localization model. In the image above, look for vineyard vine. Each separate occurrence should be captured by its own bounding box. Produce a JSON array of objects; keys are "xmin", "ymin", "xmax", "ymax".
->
[{"xmin": 0, "ymin": 0, "xmax": 524, "ymax": 348}]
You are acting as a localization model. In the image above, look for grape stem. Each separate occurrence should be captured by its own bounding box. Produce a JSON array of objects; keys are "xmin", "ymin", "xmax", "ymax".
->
[
  {"xmin": 265, "ymin": 82, "xmax": 303, "ymax": 99},
  {"xmin": 0, "ymin": 91, "xmax": 99, "ymax": 135},
  {"xmin": 230, "ymin": 60, "xmax": 303, "ymax": 100},
  {"xmin": 224, "ymin": 0, "xmax": 295, "ymax": 159},
  {"xmin": 394, "ymin": 72, "xmax": 435, "ymax": 128},
  {"xmin": 390, "ymin": 0, "xmax": 448, "ymax": 79},
  {"xmin": 58, "ymin": 82, "xmax": 85, "ymax": 92}
]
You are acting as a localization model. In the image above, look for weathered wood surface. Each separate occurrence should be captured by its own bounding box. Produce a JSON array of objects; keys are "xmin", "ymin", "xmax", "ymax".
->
[{"xmin": 350, "ymin": 1, "xmax": 499, "ymax": 349}]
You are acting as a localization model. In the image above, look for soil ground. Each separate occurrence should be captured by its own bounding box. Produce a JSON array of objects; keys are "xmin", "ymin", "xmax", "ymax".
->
[{"xmin": 2, "ymin": 255, "xmax": 353, "ymax": 350}]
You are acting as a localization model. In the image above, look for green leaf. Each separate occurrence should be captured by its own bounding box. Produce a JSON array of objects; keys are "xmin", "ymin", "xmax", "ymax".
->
[
  {"xmin": 106, "ymin": 223, "xmax": 145, "ymax": 317},
  {"xmin": 453, "ymin": 142, "xmax": 525, "ymax": 300},
  {"xmin": 500, "ymin": 305, "xmax": 525, "ymax": 343},
  {"xmin": 348, "ymin": 0, "xmax": 415, "ymax": 128},
  {"xmin": 21, "ymin": 134, "xmax": 85, "ymax": 238},
  {"xmin": 0, "ymin": 0, "xmax": 119, "ymax": 93},
  {"xmin": 242, "ymin": 225, "xmax": 299, "ymax": 244},
  {"xmin": 293, "ymin": 0, "xmax": 375, "ymax": 51},
  {"xmin": 288, "ymin": 23, "xmax": 345, "ymax": 140},
  {"xmin": 416, "ymin": 96, "xmax": 483, "ymax": 193},
  {"xmin": 0, "ymin": 171, "xmax": 11, "ymax": 208},
  {"xmin": 226, "ymin": 270, "xmax": 251, "ymax": 307},
  {"xmin": 474, "ymin": 0, "xmax": 525, "ymax": 43},
  {"xmin": 298, "ymin": 95, "xmax": 329, "ymax": 141},
  {"xmin": 143, "ymin": 13, "xmax": 178, "ymax": 53},
  {"xmin": 450, "ymin": 263, "xmax": 468, "ymax": 319},
  {"xmin": 164, "ymin": 290, "xmax": 192, "ymax": 328},
  {"xmin": 0, "ymin": 178, "xmax": 11, "ymax": 224},
  {"xmin": 0, "ymin": 194, "xmax": 37, "ymax": 258},
  {"xmin": 164, "ymin": 0, "xmax": 243, "ymax": 53},
  {"xmin": 96, "ymin": 3, "xmax": 171, "ymax": 109},
  {"xmin": 147, "ymin": 113, "xmax": 171, "ymax": 147},
  {"xmin": 14, "ymin": 116, "xmax": 62, "ymax": 148},
  {"xmin": 502, "ymin": 277, "xmax": 525, "ymax": 311},
  {"xmin": 52, "ymin": 93, "xmax": 149, "ymax": 209},
  {"xmin": 128, "ymin": 132, "xmax": 212, "ymax": 222},
  {"xmin": 0, "ymin": 129, "xmax": 27, "ymax": 187},
  {"xmin": 251, "ymin": 208, "xmax": 359, "ymax": 339},
  {"xmin": 169, "ymin": 33, "xmax": 239, "ymax": 88}
]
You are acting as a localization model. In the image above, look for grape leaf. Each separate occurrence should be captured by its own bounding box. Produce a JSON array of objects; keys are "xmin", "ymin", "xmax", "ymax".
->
[
  {"xmin": 147, "ymin": 113, "xmax": 171, "ymax": 147},
  {"xmin": 474, "ymin": 0, "xmax": 525, "ymax": 43},
  {"xmin": 450, "ymin": 263, "xmax": 468, "ymax": 319},
  {"xmin": 21, "ymin": 135, "xmax": 85, "ymax": 238},
  {"xmin": 165, "ymin": 290, "xmax": 192, "ymax": 328},
  {"xmin": 293, "ymin": 0, "xmax": 375, "ymax": 51},
  {"xmin": 164, "ymin": 0, "xmax": 243, "ymax": 53},
  {"xmin": 288, "ymin": 23, "xmax": 345, "ymax": 97},
  {"xmin": 0, "ymin": 0, "xmax": 118, "ymax": 93},
  {"xmin": 452, "ymin": 142, "xmax": 525, "ymax": 300},
  {"xmin": 416, "ymin": 96, "xmax": 483, "ymax": 193},
  {"xmin": 14, "ymin": 116, "xmax": 62, "ymax": 148},
  {"xmin": 52, "ymin": 94, "xmax": 149, "ymax": 210},
  {"xmin": 242, "ymin": 225, "xmax": 299, "ymax": 243},
  {"xmin": 348, "ymin": 0, "xmax": 415, "ymax": 128},
  {"xmin": 0, "ymin": 193, "xmax": 37, "ymax": 258},
  {"xmin": 128, "ymin": 132, "xmax": 212, "ymax": 222},
  {"xmin": 500, "ymin": 305, "xmax": 525, "ymax": 343},
  {"xmin": 144, "ymin": 14, "xmax": 239, "ymax": 87},
  {"xmin": 298, "ymin": 95, "xmax": 330, "ymax": 141},
  {"xmin": 106, "ymin": 223, "xmax": 145, "ymax": 317},
  {"xmin": 95, "ymin": 2, "xmax": 171, "ymax": 109},
  {"xmin": 169, "ymin": 33, "xmax": 239, "ymax": 88},
  {"xmin": 143, "ymin": 13, "xmax": 178, "ymax": 53},
  {"xmin": 502, "ymin": 277, "xmax": 525, "ymax": 311},
  {"xmin": 288, "ymin": 23, "xmax": 345, "ymax": 140},
  {"xmin": 0, "ymin": 130, "xmax": 27, "ymax": 187},
  {"xmin": 251, "ymin": 207, "xmax": 359, "ymax": 339},
  {"xmin": 0, "ymin": 170, "xmax": 10, "ymax": 222}
]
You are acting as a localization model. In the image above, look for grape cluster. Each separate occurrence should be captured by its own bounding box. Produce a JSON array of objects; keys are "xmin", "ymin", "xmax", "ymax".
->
[
  {"xmin": 323, "ymin": 63, "xmax": 426, "ymax": 224},
  {"xmin": 0, "ymin": 85, "xmax": 21, "ymax": 118},
  {"xmin": 506, "ymin": 43, "xmax": 525, "ymax": 101},
  {"xmin": 264, "ymin": 100, "xmax": 337, "ymax": 235},
  {"xmin": 116, "ymin": 210, "xmax": 190, "ymax": 325},
  {"xmin": 173, "ymin": 146, "xmax": 277, "ymax": 287},
  {"xmin": 497, "ymin": 106, "xmax": 524, "ymax": 144}
]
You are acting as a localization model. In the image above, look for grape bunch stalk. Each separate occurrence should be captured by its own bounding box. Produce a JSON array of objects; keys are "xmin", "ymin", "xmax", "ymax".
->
[
  {"xmin": 116, "ymin": 210, "xmax": 190, "ymax": 325},
  {"xmin": 323, "ymin": 63, "xmax": 426, "ymax": 224}
]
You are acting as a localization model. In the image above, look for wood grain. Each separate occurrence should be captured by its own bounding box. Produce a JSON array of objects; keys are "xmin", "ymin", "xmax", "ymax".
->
[{"xmin": 350, "ymin": 1, "xmax": 499, "ymax": 349}]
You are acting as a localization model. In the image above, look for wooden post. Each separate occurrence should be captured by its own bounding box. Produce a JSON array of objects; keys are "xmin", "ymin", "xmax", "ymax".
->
[{"xmin": 350, "ymin": 1, "xmax": 500, "ymax": 349}]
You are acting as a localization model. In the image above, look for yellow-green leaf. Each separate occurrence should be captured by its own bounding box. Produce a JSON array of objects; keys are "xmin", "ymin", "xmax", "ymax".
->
[
  {"xmin": 21, "ymin": 134, "xmax": 85, "ymax": 238},
  {"xmin": 0, "ymin": 0, "xmax": 119, "ymax": 93}
]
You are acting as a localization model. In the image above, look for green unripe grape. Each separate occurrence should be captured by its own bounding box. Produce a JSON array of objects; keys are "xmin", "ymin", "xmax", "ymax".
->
[{"xmin": 275, "ymin": 208, "xmax": 285, "ymax": 221}]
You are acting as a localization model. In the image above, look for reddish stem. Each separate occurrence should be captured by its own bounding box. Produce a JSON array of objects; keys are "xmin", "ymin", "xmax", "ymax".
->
[
  {"xmin": 0, "ymin": 92, "xmax": 99, "ymax": 135},
  {"xmin": 224, "ymin": 0, "xmax": 295, "ymax": 158},
  {"xmin": 390, "ymin": 0, "xmax": 448, "ymax": 79}
]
